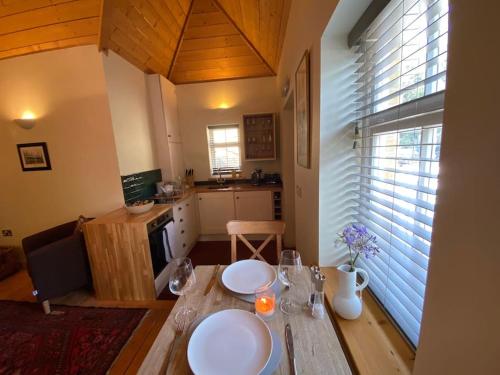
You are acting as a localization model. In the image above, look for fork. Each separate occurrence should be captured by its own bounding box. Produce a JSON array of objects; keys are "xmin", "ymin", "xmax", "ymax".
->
[{"xmin": 161, "ymin": 317, "xmax": 187, "ymax": 374}]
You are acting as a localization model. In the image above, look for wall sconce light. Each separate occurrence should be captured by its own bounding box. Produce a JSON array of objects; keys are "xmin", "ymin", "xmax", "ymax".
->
[
  {"xmin": 14, "ymin": 111, "xmax": 36, "ymax": 129},
  {"xmin": 217, "ymin": 102, "xmax": 230, "ymax": 109}
]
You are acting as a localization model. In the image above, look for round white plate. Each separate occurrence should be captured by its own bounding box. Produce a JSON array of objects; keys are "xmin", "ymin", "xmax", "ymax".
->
[
  {"xmin": 187, "ymin": 309, "xmax": 273, "ymax": 375},
  {"xmin": 221, "ymin": 259, "xmax": 277, "ymax": 295}
]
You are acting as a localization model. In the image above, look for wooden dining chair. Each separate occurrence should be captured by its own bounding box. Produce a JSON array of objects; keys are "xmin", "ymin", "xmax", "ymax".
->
[{"xmin": 226, "ymin": 220, "xmax": 286, "ymax": 264}]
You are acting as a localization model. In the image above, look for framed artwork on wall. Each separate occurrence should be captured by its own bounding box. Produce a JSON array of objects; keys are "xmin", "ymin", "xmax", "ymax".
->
[
  {"xmin": 17, "ymin": 142, "xmax": 52, "ymax": 171},
  {"xmin": 295, "ymin": 50, "xmax": 311, "ymax": 168}
]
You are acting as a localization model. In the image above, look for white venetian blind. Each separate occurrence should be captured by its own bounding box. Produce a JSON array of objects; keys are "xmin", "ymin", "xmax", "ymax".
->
[
  {"xmin": 207, "ymin": 124, "xmax": 241, "ymax": 175},
  {"xmin": 352, "ymin": 0, "xmax": 448, "ymax": 346}
]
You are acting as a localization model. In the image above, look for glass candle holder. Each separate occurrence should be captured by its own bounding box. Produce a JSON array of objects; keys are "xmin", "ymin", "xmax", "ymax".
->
[{"xmin": 255, "ymin": 286, "xmax": 276, "ymax": 319}]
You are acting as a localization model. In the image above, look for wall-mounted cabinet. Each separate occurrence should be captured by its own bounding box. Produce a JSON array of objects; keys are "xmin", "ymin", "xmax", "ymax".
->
[
  {"xmin": 243, "ymin": 113, "xmax": 276, "ymax": 160},
  {"xmin": 147, "ymin": 74, "xmax": 185, "ymax": 180}
]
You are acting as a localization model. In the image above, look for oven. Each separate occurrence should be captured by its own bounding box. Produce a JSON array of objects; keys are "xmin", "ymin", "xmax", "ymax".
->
[{"xmin": 147, "ymin": 210, "xmax": 173, "ymax": 278}]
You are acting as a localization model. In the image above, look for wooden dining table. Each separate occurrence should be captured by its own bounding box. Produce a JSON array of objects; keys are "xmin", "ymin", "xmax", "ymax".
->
[{"xmin": 138, "ymin": 265, "xmax": 352, "ymax": 374}]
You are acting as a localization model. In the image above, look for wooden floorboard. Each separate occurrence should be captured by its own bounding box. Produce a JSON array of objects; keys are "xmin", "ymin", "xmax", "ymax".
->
[{"xmin": 0, "ymin": 269, "xmax": 175, "ymax": 373}]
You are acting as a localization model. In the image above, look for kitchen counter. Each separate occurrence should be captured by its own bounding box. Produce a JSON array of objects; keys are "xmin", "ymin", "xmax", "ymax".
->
[
  {"xmin": 151, "ymin": 184, "xmax": 282, "ymax": 203},
  {"xmin": 88, "ymin": 204, "xmax": 173, "ymax": 224},
  {"xmin": 194, "ymin": 184, "xmax": 282, "ymax": 193}
]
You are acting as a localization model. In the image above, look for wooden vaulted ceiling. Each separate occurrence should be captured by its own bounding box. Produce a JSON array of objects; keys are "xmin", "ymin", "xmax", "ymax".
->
[
  {"xmin": 0, "ymin": 0, "xmax": 101, "ymax": 61},
  {"xmin": 0, "ymin": 0, "xmax": 290, "ymax": 84}
]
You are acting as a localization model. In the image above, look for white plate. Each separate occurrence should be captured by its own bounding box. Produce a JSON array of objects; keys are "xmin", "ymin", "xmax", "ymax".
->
[
  {"xmin": 187, "ymin": 309, "xmax": 273, "ymax": 375},
  {"xmin": 221, "ymin": 259, "xmax": 277, "ymax": 295}
]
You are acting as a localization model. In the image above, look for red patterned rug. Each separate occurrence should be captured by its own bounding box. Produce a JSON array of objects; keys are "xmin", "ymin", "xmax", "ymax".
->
[{"xmin": 0, "ymin": 301, "xmax": 146, "ymax": 375}]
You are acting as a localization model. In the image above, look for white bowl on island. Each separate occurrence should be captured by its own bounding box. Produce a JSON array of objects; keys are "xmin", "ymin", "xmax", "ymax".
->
[{"xmin": 125, "ymin": 200, "xmax": 154, "ymax": 214}]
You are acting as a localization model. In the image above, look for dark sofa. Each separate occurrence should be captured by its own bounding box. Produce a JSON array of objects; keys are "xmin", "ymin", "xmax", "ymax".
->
[{"xmin": 22, "ymin": 220, "xmax": 93, "ymax": 313}]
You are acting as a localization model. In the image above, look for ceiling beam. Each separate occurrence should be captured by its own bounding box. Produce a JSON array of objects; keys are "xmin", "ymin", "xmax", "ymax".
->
[
  {"xmin": 97, "ymin": 0, "xmax": 112, "ymax": 51},
  {"xmin": 167, "ymin": 0, "xmax": 195, "ymax": 80}
]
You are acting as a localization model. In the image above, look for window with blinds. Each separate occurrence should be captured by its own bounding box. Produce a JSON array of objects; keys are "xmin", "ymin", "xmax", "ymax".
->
[
  {"xmin": 206, "ymin": 124, "xmax": 241, "ymax": 175},
  {"xmin": 352, "ymin": 0, "xmax": 448, "ymax": 346}
]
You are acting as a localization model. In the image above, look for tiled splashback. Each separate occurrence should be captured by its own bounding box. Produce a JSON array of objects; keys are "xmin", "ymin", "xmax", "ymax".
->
[{"xmin": 121, "ymin": 169, "xmax": 162, "ymax": 203}]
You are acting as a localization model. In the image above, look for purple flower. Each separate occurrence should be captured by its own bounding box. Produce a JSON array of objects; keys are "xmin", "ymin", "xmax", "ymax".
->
[{"xmin": 337, "ymin": 223, "xmax": 380, "ymax": 270}]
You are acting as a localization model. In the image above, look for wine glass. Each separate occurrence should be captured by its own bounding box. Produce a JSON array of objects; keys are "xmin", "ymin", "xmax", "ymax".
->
[
  {"xmin": 169, "ymin": 257, "xmax": 197, "ymax": 323},
  {"xmin": 278, "ymin": 250, "xmax": 303, "ymax": 314}
]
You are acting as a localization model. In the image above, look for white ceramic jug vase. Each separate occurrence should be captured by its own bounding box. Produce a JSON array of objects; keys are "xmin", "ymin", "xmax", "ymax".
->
[{"xmin": 332, "ymin": 264, "xmax": 369, "ymax": 320}]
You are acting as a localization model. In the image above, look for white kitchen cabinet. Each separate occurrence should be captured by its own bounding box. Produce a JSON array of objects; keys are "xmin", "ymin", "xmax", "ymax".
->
[
  {"xmin": 198, "ymin": 192, "xmax": 235, "ymax": 234},
  {"xmin": 159, "ymin": 77, "xmax": 182, "ymax": 143},
  {"xmin": 235, "ymin": 191, "xmax": 273, "ymax": 221},
  {"xmin": 168, "ymin": 141, "xmax": 185, "ymax": 180},
  {"xmin": 171, "ymin": 194, "xmax": 199, "ymax": 258},
  {"xmin": 147, "ymin": 74, "xmax": 184, "ymax": 180}
]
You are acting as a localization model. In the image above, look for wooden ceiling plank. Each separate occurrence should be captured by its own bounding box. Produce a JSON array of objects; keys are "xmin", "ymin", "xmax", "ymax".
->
[
  {"xmin": 124, "ymin": 5, "xmax": 177, "ymax": 52},
  {"xmin": 191, "ymin": 0, "xmax": 217, "ymax": 14},
  {"xmin": 111, "ymin": 6, "xmax": 172, "ymax": 61},
  {"xmin": 260, "ymin": 0, "xmax": 283, "ymax": 68},
  {"xmin": 212, "ymin": 0, "xmax": 275, "ymax": 75},
  {"xmin": 238, "ymin": 0, "xmax": 259, "ymax": 44},
  {"xmin": 183, "ymin": 23, "xmax": 238, "ymax": 40},
  {"xmin": 176, "ymin": 45, "xmax": 253, "ymax": 62},
  {"xmin": 188, "ymin": 11, "xmax": 227, "ymax": 27},
  {"xmin": 164, "ymin": 0, "xmax": 186, "ymax": 26},
  {"xmin": 109, "ymin": 27, "xmax": 150, "ymax": 63},
  {"xmin": 0, "ymin": 34, "xmax": 95, "ymax": 60},
  {"xmin": 0, "ymin": 0, "xmax": 100, "ymax": 35},
  {"xmin": 171, "ymin": 63, "xmax": 272, "ymax": 84},
  {"xmin": 180, "ymin": 34, "xmax": 245, "ymax": 51},
  {"xmin": 113, "ymin": 21, "xmax": 172, "ymax": 67},
  {"xmin": 0, "ymin": 16, "xmax": 99, "ymax": 52},
  {"xmin": 0, "ymin": 0, "xmax": 74, "ymax": 18},
  {"xmin": 275, "ymin": 0, "xmax": 291, "ymax": 69},
  {"xmin": 173, "ymin": 54, "xmax": 264, "ymax": 72},
  {"xmin": 146, "ymin": 1, "xmax": 181, "ymax": 38},
  {"xmin": 176, "ymin": 0, "xmax": 191, "ymax": 15},
  {"xmin": 132, "ymin": 0, "xmax": 160, "ymax": 29}
]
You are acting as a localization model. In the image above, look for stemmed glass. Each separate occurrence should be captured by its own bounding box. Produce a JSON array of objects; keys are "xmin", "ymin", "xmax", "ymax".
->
[
  {"xmin": 169, "ymin": 257, "xmax": 197, "ymax": 323},
  {"xmin": 278, "ymin": 250, "xmax": 303, "ymax": 314}
]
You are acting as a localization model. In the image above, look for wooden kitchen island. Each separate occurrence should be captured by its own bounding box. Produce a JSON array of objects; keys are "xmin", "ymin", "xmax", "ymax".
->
[{"xmin": 83, "ymin": 204, "xmax": 173, "ymax": 301}]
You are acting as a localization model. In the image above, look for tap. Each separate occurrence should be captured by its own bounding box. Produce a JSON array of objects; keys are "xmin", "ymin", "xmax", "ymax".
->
[{"xmin": 216, "ymin": 168, "xmax": 226, "ymax": 186}]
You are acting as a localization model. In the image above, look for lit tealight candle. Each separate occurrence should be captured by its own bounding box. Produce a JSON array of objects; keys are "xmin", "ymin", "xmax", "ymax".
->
[{"xmin": 255, "ymin": 286, "xmax": 276, "ymax": 318}]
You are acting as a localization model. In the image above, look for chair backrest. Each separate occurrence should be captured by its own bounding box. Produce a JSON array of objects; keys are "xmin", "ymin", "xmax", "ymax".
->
[{"xmin": 226, "ymin": 220, "xmax": 286, "ymax": 263}]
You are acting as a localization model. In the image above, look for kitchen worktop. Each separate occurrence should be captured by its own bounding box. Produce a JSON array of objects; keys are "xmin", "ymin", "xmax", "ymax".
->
[
  {"xmin": 87, "ymin": 204, "xmax": 173, "ymax": 225},
  {"xmin": 151, "ymin": 184, "xmax": 282, "ymax": 202},
  {"xmin": 194, "ymin": 184, "xmax": 282, "ymax": 193}
]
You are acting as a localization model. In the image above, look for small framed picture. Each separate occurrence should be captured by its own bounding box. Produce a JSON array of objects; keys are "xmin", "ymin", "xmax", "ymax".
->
[{"xmin": 17, "ymin": 142, "xmax": 52, "ymax": 171}]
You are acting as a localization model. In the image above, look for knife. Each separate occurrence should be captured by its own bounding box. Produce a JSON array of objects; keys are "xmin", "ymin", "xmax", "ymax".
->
[
  {"xmin": 203, "ymin": 264, "xmax": 220, "ymax": 296},
  {"xmin": 285, "ymin": 323, "xmax": 297, "ymax": 375}
]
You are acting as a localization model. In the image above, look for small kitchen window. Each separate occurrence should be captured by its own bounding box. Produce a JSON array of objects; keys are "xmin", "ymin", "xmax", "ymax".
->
[{"xmin": 207, "ymin": 124, "xmax": 241, "ymax": 175}]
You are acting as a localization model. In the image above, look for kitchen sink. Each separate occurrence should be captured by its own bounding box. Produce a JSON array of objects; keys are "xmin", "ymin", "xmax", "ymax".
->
[{"xmin": 207, "ymin": 185, "xmax": 229, "ymax": 189}]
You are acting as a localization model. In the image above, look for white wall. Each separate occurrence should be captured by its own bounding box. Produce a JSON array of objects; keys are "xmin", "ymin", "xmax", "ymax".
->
[
  {"xmin": 319, "ymin": 0, "xmax": 370, "ymax": 266},
  {"xmin": 102, "ymin": 50, "xmax": 158, "ymax": 176},
  {"xmin": 414, "ymin": 1, "xmax": 500, "ymax": 373},
  {"xmin": 0, "ymin": 45, "xmax": 124, "ymax": 248},
  {"xmin": 176, "ymin": 77, "xmax": 280, "ymax": 181},
  {"xmin": 276, "ymin": 0, "xmax": 342, "ymax": 266}
]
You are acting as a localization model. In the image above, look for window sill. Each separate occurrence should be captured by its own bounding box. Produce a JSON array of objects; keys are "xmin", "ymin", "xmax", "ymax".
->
[{"xmin": 323, "ymin": 267, "xmax": 415, "ymax": 375}]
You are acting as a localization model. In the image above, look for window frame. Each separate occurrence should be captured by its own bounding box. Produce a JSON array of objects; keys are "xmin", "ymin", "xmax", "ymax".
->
[{"xmin": 206, "ymin": 124, "xmax": 242, "ymax": 176}]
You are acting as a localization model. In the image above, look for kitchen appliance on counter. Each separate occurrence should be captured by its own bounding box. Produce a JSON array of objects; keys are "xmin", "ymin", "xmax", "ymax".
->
[
  {"xmin": 250, "ymin": 169, "xmax": 263, "ymax": 185},
  {"xmin": 251, "ymin": 169, "xmax": 281, "ymax": 186}
]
